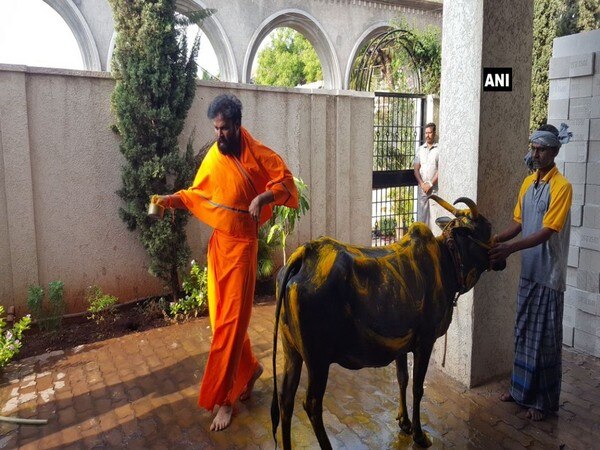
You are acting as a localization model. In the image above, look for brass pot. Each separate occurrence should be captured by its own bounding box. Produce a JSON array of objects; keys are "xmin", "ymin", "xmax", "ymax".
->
[{"xmin": 148, "ymin": 201, "xmax": 165, "ymax": 220}]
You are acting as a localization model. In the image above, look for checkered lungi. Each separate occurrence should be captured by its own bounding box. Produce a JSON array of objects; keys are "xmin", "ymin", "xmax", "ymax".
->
[{"xmin": 509, "ymin": 278, "xmax": 563, "ymax": 412}]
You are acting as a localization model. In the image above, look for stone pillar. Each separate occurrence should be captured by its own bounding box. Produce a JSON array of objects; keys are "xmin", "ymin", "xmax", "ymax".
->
[
  {"xmin": 549, "ymin": 29, "xmax": 600, "ymax": 358},
  {"xmin": 433, "ymin": 1, "xmax": 534, "ymax": 387}
]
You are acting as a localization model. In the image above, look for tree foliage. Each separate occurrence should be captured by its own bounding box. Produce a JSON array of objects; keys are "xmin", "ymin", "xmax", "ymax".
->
[
  {"xmin": 350, "ymin": 20, "xmax": 441, "ymax": 94},
  {"xmin": 109, "ymin": 0, "xmax": 211, "ymax": 297},
  {"xmin": 531, "ymin": 0, "xmax": 599, "ymax": 130},
  {"xmin": 254, "ymin": 28, "xmax": 322, "ymax": 87}
]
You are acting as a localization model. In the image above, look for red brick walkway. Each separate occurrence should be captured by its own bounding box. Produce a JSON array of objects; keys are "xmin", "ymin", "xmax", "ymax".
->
[{"xmin": 1, "ymin": 302, "xmax": 599, "ymax": 449}]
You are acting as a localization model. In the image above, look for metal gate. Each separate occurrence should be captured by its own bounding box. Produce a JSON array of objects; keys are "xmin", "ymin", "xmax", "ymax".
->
[{"xmin": 371, "ymin": 92, "xmax": 426, "ymax": 246}]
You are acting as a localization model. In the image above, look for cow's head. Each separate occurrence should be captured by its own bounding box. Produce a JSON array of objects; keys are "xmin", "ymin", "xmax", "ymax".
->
[{"xmin": 430, "ymin": 195, "xmax": 505, "ymax": 293}]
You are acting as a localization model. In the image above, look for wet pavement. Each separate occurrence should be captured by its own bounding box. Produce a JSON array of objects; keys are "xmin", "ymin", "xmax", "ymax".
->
[{"xmin": 1, "ymin": 302, "xmax": 599, "ymax": 449}]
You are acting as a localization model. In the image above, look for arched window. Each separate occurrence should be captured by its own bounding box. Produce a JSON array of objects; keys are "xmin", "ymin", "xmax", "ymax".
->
[
  {"xmin": 183, "ymin": 20, "xmax": 219, "ymax": 80},
  {"xmin": 251, "ymin": 27, "xmax": 323, "ymax": 88},
  {"xmin": 0, "ymin": 0, "xmax": 84, "ymax": 70}
]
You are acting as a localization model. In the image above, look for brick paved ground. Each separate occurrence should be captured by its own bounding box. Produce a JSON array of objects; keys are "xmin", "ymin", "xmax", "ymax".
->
[{"xmin": 1, "ymin": 302, "xmax": 599, "ymax": 449}]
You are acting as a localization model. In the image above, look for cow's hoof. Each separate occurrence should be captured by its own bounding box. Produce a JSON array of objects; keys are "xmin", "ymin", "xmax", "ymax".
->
[
  {"xmin": 413, "ymin": 432, "xmax": 432, "ymax": 448},
  {"xmin": 398, "ymin": 419, "xmax": 412, "ymax": 434}
]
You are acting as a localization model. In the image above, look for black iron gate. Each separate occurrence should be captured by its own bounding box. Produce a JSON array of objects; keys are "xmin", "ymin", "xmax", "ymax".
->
[{"xmin": 372, "ymin": 92, "xmax": 426, "ymax": 246}]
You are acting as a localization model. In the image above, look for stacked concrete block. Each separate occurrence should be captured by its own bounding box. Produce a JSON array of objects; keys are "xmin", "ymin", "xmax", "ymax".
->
[{"xmin": 549, "ymin": 30, "xmax": 600, "ymax": 357}]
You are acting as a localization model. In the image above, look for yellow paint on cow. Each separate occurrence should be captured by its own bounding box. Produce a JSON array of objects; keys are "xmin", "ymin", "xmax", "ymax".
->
[
  {"xmin": 311, "ymin": 245, "xmax": 338, "ymax": 289},
  {"xmin": 285, "ymin": 283, "xmax": 306, "ymax": 355},
  {"xmin": 287, "ymin": 283, "xmax": 301, "ymax": 328},
  {"xmin": 287, "ymin": 245, "xmax": 306, "ymax": 265},
  {"xmin": 345, "ymin": 245, "xmax": 365, "ymax": 257},
  {"xmin": 358, "ymin": 323, "xmax": 414, "ymax": 352}
]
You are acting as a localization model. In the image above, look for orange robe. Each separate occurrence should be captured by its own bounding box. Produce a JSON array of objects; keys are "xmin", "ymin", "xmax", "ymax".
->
[{"xmin": 177, "ymin": 127, "xmax": 298, "ymax": 410}]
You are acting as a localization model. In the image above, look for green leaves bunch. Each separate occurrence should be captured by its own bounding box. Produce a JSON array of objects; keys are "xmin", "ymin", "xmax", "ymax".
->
[
  {"xmin": 254, "ymin": 28, "xmax": 323, "ymax": 87},
  {"xmin": 169, "ymin": 261, "xmax": 208, "ymax": 320},
  {"xmin": 0, "ymin": 306, "xmax": 31, "ymax": 369},
  {"xmin": 26, "ymin": 281, "xmax": 65, "ymax": 331},
  {"xmin": 265, "ymin": 177, "xmax": 310, "ymax": 262},
  {"xmin": 86, "ymin": 286, "xmax": 119, "ymax": 326}
]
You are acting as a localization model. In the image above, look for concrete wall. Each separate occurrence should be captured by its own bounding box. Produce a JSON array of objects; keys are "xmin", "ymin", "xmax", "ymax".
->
[
  {"xmin": 434, "ymin": 0, "xmax": 534, "ymax": 387},
  {"xmin": 0, "ymin": 65, "xmax": 373, "ymax": 314},
  {"xmin": 548, "ymin": 29, "xmax": 600, "ymax": 358}
]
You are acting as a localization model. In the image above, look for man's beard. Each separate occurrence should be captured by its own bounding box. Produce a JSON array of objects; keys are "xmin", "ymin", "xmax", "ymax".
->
[{"xmin": 217, "ymin": 138, "xmax": 237, "ymax": 155}]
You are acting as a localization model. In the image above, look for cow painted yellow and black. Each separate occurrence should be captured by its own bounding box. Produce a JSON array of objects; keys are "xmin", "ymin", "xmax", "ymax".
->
[{"xmin": 271, "ymin": 196, "xmax": 505, "ymax": 449}]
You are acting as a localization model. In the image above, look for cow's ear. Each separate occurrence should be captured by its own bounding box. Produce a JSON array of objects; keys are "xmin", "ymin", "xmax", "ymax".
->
[{"xmin": 435, "ymin": 216, "xmax": 452, "ymax": 230}]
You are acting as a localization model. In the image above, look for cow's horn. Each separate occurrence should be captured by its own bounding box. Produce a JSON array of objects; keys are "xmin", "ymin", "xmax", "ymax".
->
[
  {"xmin": 429, "ymin": 195, "xmax": 458, "ymax": 216},
  {"xmin": 453, "ymin": 197, "xmax": 479, "ymax": 219}
]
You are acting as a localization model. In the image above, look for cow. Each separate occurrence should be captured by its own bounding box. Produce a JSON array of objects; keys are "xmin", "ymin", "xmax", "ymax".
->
[{"xmin": 270, "ymin": 195, "xmax": 506, "ymax": 449}]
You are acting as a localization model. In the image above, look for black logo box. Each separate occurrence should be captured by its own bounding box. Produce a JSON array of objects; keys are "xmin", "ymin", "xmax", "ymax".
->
[{"xmin": 483, "ymin": 68, "xmax": 513, "ymax": 91}]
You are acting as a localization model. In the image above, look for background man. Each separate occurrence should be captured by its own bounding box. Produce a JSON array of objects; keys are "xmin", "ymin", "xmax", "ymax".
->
[
  {"xmin": 413, "ymin": 122, "xmax": 439, "ymax": 228},
  {"xmin": 490, "ymin": 123, "xmax": 572, "ymax": 421},
  {"xmin": 154, "ymin": 94, "xmax": 298, "ymax": 431}
]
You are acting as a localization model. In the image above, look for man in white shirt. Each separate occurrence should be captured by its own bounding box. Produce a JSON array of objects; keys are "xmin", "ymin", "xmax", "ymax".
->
[{"xmin": 413, "ymin": 123, "xmax": 439, "ymax": 228}]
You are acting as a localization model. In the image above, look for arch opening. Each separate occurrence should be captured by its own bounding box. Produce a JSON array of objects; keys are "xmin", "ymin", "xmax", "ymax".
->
[
  {"xmin": 251, "ymin": 27, "xmax": 323, "ymax": 89},
  {"xmin": 244, "ymin": 9, "xmax": 341, "ymax": 90},
  {"xmin": 349, "ymin": 28, "xmax": 424, "ymax": 93},
  {"xmin": 0, "ymin": 0, "xmax": 93, "ymax": 70}
]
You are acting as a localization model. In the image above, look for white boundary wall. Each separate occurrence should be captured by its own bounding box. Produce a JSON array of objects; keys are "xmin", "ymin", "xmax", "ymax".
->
[{"xmin": 0, "ymin": 65, "xmax": 373, "ymax": 313}]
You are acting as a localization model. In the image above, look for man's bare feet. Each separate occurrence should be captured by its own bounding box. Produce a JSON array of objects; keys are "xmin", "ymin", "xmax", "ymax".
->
[
  {"xmin": 526, "ymin": 408, "xmax": 545, "ymax": 421},
  {"xmin": 210, "ymin": 405, "xmax": 233, "ymax": 431},
  {"xmin": 499, "ymin": 392, "xmax": 515, "ymax": 402},
  {"xmin": 240, "ymin": 364, "xmax": 264, "ymax": 401}
]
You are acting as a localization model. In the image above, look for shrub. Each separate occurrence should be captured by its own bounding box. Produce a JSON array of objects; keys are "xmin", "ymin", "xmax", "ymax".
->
[
  {"xmin": 135, "ymin": 297, "xmax": 169, "ymax": 322},
  {"xmin": 48, "ymin": 281, "xmax": 65, "ymax": 330},
  {"xmin": 86, "ymin": 286, "xmax": 119, "ymax": 326},
  {"xmin": 169, "ymin": 261, "xmax": 208, "ymax": 321},
  {"xmin": 26, "ymin": 281, "xmax": 65, "ymax": 331},
  {"xmin": 0, "ymin": 306, "xmax": 31, "ymax": 370},
  {"xmin": 27, "ymin": 285, "xmax": 44, "ymax": 324},
  {"xmin": 265, "ymin": 177, "xmax": 310, "ymax": 263}
]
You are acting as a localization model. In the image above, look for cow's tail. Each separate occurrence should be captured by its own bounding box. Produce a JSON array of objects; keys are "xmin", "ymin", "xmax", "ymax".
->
[{"xmin": 271, "ymin": 250, "xmax": 303, "ymax": 447}]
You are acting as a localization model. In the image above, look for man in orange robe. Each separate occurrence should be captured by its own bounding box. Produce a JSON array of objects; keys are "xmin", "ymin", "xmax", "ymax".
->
[{"xmin": 154, "ymin": 94, "xmax": 298, "ymax": 431}]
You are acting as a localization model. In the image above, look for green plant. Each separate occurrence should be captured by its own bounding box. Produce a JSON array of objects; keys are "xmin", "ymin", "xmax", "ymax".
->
[
  {"xmin": 47, "ymin": 281, "xmax": 65, "ymax": 330},
  {"xmin": 257, "ymin": 226, "xmax": 277, "ymax": 281},
  {"xmin": 169, "ymin": 261, "xmax": 208, "ymax": 321},
  {"xmin": 26, "ymin": 285, "xmax": 44, "ymax": 324},
  {"xmin": 26, "ymin": 282, "xmax": 65, "ymax": 331},
  {"xmin": 265, "ymin": 177, "xmax": 310, "ymax": 263},
  {"xmin": 0, "ymin": 306, "xmax": 31, "ymax": 370},
  {"xmin": 86, "ymin": 286, "xmax": 119, "ymax": 326},
  {"xmin": 109, "ymin": 0, "xmax": 212, "ymax": 299}
]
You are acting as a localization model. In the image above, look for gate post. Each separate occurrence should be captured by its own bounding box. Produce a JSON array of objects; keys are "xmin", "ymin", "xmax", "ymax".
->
[{"xmin": 434, "ymin": 0, "xmax": 534, "ymax": 387}]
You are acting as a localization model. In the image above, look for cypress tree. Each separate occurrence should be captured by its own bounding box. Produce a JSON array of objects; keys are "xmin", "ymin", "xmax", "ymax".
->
[{"xmin": 109, "ymin": 0, "xmax": 210, "ymax": 298}]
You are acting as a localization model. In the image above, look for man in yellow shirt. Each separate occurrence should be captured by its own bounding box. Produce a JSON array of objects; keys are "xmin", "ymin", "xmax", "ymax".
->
[{"xmin": 490, "ymin": 123, "xmax": 572, "ymax": 421}]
